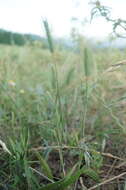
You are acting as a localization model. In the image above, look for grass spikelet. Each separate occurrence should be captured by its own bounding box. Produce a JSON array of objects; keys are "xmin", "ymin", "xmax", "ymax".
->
[
  {"xmin": 84, "ymin": 47, "xmax": 97, "ymax": 81},
  {"xmin": 43, "ymin": 18, "xmax": 54, "ymax": 53}
]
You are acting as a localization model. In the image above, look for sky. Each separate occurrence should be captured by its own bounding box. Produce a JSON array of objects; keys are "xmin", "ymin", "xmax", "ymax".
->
[{"xmin": 0, "ymin": 0, "xmax": 126, "ymax": 38}]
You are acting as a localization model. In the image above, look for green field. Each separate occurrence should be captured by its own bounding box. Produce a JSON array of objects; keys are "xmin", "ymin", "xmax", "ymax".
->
[{"xmin": 0, "ymin": 43, "xmax": 126, "ymax": 189}]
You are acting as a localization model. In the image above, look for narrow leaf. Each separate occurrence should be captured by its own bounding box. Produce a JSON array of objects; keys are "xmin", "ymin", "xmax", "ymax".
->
[
  {"xmin": 35, "ymin": 151, "xmax": 53, "ymax": 180},
  {"xmin": 39, "ymin": 167, "xmax": 99, "ymax": 190}
]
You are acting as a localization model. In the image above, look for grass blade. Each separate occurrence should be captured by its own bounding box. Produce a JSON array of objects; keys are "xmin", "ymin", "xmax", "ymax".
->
[
  {"xmin": 39, "ymin": 167, "xmax": 99, "ymax": 190},
  {"xmin": 35, "ymin": 151, "xmax": 53, "ymax": 180}
]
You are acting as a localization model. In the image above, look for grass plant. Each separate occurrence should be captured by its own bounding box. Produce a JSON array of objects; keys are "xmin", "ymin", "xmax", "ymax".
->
[{"xmin": 0, "ymin": 41, "xmax": 126, "ymax": 189}]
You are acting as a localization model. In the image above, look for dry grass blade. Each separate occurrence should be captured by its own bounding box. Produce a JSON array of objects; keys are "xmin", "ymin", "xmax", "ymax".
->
[
  {"xmin": 80, "ymin": 177, "xmax": 88, "ymax": 190},
  {"xmin": 88, "ymin": 172, "xmax": 126, "ymax": 190},
  {"xmin": 101, "ymin": 153, "xmax": 124, "ymax": 161},
  {"xmin": 29, "ymin": 167, "xmax": 54, "ymax": 183},
  {"xmin": 111, "ymin": 59, "xmax": 126, "ymax": 66},
  {"xmin": 0, "ymin": 139, "xmax": 12, "ymax": 155},
  {"xmin": 30, "ymin": 145, "xmax": 125, "ymax": 161},
  {"xmin": 104, "ymin": 59, "xmax": 126, "ymax": 73}
]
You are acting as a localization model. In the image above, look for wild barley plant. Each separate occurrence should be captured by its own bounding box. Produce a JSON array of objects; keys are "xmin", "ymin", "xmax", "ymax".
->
[{"xmin": 81, "ymin": 47, "xmax": 97, "ymax": 138}]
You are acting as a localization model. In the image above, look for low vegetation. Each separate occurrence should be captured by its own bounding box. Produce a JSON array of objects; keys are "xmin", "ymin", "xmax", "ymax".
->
[{"xmin": 0, "ymin": 41, "xmax": 126, "ymax": 190}]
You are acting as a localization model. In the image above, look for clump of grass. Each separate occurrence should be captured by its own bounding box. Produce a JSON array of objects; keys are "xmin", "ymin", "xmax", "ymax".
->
[{"xmin": 0, "ymin": 41, "xmax": 126, "ymax": 189}]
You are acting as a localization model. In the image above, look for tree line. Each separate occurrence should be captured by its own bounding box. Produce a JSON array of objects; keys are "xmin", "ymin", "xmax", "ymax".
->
[{"xmin": 0, "ymin": 29, "xmax": 43, "ymax": 46}]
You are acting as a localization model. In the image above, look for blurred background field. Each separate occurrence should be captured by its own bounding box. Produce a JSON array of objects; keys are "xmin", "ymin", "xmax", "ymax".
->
[{"xmin": 1, "ymin": 39, "xmax": 126, "ymax": 189}]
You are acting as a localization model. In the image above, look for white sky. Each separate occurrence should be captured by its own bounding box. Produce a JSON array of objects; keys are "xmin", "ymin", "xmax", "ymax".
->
[{"xmin": 0, "ymin": 0, "xmax": 126, "ymax": 38}]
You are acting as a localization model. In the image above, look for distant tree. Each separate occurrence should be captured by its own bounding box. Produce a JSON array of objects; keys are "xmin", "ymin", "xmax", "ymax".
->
[
  {"xmin": 0, "ymin": 29, "xmax": 25, "ymax": 45},
  {"xmin": 13, "ymin": 33, "xmax": 25, "ymax": 46},
  {"xmin": 0, "ymin": 29, "xmax": 12, "ymax": 44},
  {"xmin": 0, "ymin": 29, "xmax": 48, "ymax": 48}
]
